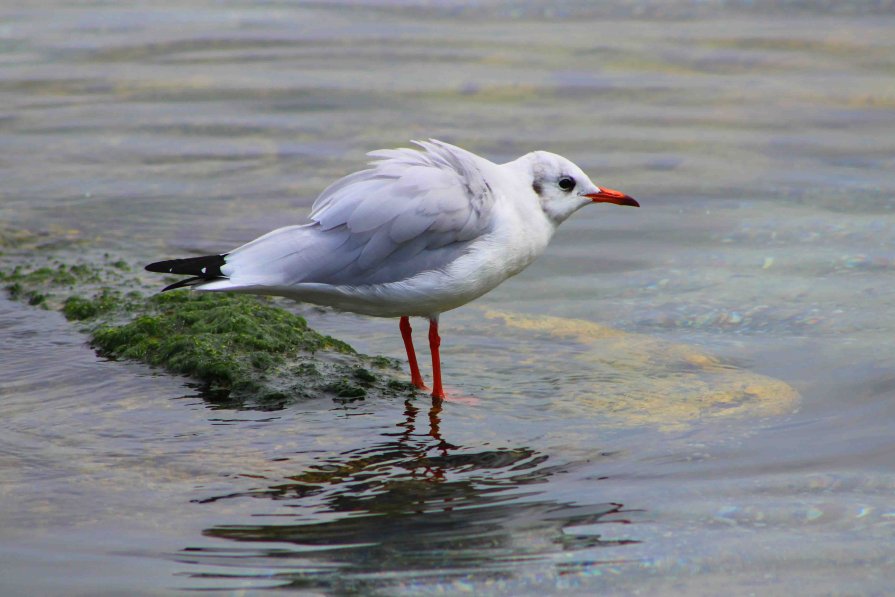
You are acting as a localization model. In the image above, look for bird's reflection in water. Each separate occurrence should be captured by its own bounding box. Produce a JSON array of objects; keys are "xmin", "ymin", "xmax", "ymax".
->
[{"xmin": 181, "ymin": 398, "xmax": 640, "ymax": 592}]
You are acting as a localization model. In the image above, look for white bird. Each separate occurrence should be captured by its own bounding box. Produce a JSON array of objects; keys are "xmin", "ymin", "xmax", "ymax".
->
[{"xmin": 146, "ymin": 140, "xmax": 638, "ymax": 399}]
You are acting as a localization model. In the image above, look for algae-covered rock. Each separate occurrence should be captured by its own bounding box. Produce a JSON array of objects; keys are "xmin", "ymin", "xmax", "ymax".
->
[
  {"xmin": 1, "ymin": 247, "xmax": 415, "ymax": 405},
  {"xmin": 88, "ymin": 291, "xmax": 404, "ymax": 401}
]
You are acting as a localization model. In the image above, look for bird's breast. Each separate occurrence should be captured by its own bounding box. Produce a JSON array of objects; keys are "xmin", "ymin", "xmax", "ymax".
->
[{"xmin": 444, "ymin": 202, "xmax": 554, "ymax": 291}]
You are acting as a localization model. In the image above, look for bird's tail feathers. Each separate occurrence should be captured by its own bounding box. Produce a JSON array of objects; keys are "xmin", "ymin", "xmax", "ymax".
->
[{"xmin": 145, "ymin": 254, "xmax": 229, "ymax": 292}]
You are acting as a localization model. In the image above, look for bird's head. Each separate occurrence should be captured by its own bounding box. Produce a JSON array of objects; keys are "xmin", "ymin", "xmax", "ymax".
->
[{"xmin": 521, "ymin": 151, "xmax": 639, "ymax": 225}]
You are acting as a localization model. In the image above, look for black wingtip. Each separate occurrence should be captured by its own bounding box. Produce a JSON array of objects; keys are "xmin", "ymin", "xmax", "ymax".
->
[
  {"xmin": 146, "ymin": 254, "xmax": 229, "ymax": 292},
  {"xmin": 145, "ymin": 261, "xmax": 171, "ymax": 273},
  {"xmin": 161, "ymin": 277, "xmax": 204, "ymax": 292},
  {"xmin": 145, "ymin": 254, "xmax": 227, "ymax": 276}
]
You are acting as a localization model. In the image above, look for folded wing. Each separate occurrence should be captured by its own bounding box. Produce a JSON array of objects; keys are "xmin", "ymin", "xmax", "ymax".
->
[{"xmin": 222, "ymin": 139, "xmax": 497, "ymax": 287}]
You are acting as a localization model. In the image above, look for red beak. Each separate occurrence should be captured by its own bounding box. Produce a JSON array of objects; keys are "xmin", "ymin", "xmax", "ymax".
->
[{"xmin": 584, "ymin": 188, "xmax": 639, "ymax": 207}]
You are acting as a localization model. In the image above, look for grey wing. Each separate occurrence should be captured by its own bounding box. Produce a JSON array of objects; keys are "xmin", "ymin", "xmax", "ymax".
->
[{"xmin": 226, "ymin": 139, "xmax": 497, "ymax": 287}]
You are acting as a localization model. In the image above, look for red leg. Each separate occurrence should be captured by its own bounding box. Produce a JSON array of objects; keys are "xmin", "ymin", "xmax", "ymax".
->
[
  {"xmin": 428, "ymin": 317, "xmax": 445, "ymax": 399},
  {"xmin": 400, "ymin": 316, "xmax": 426, "ymax": 390}
]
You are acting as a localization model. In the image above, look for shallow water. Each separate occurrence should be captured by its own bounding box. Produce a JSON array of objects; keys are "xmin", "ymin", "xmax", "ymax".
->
[{"xmin": 2, "ymin": 2, "xmax": 895, "ymax": 594}]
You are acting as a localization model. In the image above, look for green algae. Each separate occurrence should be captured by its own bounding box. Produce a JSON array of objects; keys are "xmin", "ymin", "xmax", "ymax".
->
[
  {"xmin": 1, "ymin": 259, "xmax": 124, "ymax": 315},
  {"xmin": 90, "ymin": 291, "xmax": 362, "ymax": 396},
  {"xmin": 4, "ymin": 282, "xmax": 48, "ymax": 308},
  {"xmin": 1, "ymin": 250, "xmax": 415, "ymax": 404},
  {"xmin": 63, "ymin": 289, "xmax": 126, "ymax": 321},
  {"xmin": 3, "ymin": 263, "xmax": 101, "ymax": 288}
]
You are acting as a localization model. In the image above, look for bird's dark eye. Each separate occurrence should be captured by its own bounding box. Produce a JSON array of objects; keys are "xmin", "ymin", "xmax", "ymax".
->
[{"xmin": 558, "ymin": 176, "xmax": 576, "ymax": 192}]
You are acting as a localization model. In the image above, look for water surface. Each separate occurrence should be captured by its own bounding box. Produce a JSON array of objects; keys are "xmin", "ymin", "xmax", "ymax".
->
[{"xmin": 2, "ymin": 2, "xmax": 895, "ymax": 594}]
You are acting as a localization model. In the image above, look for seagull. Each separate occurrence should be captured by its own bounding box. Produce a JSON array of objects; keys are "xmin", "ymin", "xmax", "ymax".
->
[{"xmin": 146, "ymin": 140, "xmax": 638, "ymax": 399}]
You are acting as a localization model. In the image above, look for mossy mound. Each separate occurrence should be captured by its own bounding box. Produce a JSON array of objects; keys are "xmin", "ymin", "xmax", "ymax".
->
[
  {"xmin": 90, "ymin": 291, "xmax": 402, "ymax": 401},
  {"xmin": 1, "ymin": 251, "xmax": 415, "ymax": 405}
]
